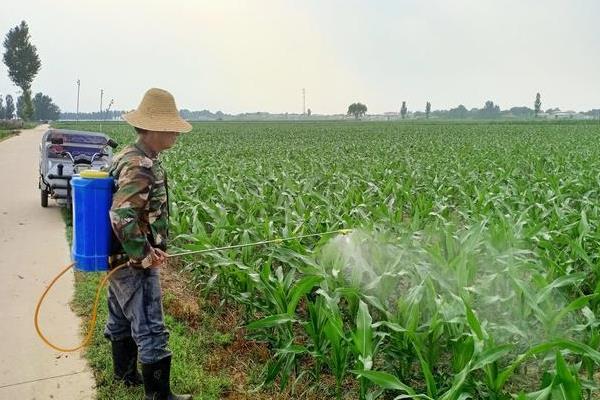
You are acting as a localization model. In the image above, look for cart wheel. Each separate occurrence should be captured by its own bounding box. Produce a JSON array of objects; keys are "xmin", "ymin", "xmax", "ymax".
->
[{"xmin": 41, "ymin": 189, "xmax": 49, "ymax": 208}]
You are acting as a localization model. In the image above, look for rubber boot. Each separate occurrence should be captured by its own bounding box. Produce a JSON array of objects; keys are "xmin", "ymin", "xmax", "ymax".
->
[
  {"xmin": 111, "ymin": 337, "xmax": 143, "ymax": 386},
  {"xmin": 141, "ymin": 356, "xmax": 192, "ymax": 400}
]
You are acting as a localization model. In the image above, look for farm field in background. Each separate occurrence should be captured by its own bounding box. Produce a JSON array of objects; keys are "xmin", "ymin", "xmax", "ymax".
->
[{"xmin": 55, "ymin": 120, "xmax": 600, "ymax": 399}]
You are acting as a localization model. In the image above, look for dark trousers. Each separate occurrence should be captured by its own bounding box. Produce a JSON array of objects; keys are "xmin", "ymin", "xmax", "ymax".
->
[{"xmin": 103, "ymin": 265, "xmax": 171, "ymax": 364}]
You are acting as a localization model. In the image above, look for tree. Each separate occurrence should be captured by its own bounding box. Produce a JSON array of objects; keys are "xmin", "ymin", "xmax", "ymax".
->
[
  {"xmin": 479, "ymin": 100, "xmax": 501, "ymax": 118},
  {"xmin": 510, "ymin": 106, "xmax": 533, "ymax": 118},
  {"xmin": 3, "ymin": 21, "xmax": 41, "ymax": 121},
  {"xmin": 400, "ymin": 101, "xmax": 408, "ymax": 119},
  {"xmin": 347, "ymin": 103, "xmax": 367, "ymax": 119},
  {"xmin": 5, "ymin": 94, "xmax": 15, "ymax": 119},
  {"xmin": 3, "ymin": 21, "xmax": 41, "ymax": 91},
  {"xmin": 0, "ymin": 95, "xmax": 4, "ymax": 119},
  {"xmin": 32, "ymin": 92, "xmax": 60, "ymax": 121},
  {"xmin": 17, "ymin": 91, "xmax": 34, "ymax": 120},
  {"xmin": 425, "ymin": 102, "xmax": 431, "ymax": 119},
  {"xmin": 16, "ymin": 94, "xmax": 24, "ymax": 119},
  {"xmin": 449, "ymin": 104, "xmax": 468, "ymax": 119},
  {"xmin": 534, "ymin": 92, "xmax": 542, "ymax": 117}
]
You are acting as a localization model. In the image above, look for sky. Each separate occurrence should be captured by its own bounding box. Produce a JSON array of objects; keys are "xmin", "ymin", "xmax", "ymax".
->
[{"xmin": 1, "ymin": 0, "xmax": 599, "ymax": 115}]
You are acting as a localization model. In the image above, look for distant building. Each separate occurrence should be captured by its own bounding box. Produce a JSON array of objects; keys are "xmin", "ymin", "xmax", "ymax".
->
[
  {"xmin": 383, "ymin": 112, "xmax": 400, "ymax": 121},
  {"xmin": 548, "ymin": 111, "xmax": 591, "ymax": 120}
]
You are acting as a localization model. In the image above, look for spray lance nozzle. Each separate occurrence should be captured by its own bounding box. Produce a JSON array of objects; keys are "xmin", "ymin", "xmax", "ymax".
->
[{"xmin": 164, "ymin": 228, "xmax": 353, "ymax": 258}]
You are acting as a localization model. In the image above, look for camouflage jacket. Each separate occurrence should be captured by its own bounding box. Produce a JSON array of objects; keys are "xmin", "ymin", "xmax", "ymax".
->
[{"xmin": 109, "ymin": 142, "xmax": 169, "ymax": 268}]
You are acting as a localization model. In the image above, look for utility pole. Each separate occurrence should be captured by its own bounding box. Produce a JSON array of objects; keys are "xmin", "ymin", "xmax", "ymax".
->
[
  {"xmin": 99, "ymin": 89, "xmax": 104, "ymax": 118},
  {"xmin": 99, "ymin": 89, "xmax": 104, "ymax": 132},
  {"xmin": 76, "ymin": 79, "xmax": 80, "ymax": 124},
  {"xmin": 302, "ymin": 88, "xmax": 306, "ymax": 116}
]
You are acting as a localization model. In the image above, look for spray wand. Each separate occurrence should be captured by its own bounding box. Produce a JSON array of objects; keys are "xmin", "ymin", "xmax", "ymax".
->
[{"xmin": 34, "ymin": 228, "xmax": 352, "ymax": 352}]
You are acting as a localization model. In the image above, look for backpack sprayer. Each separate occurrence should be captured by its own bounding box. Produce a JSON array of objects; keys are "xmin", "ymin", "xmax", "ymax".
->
[{"xmin": 34, "ymin": 171, "xmax": 351, "ymax": 352}]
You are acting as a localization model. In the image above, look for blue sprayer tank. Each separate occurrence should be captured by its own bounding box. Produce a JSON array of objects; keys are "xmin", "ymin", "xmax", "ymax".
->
[{"xmin": 71, "ymin": 170, "xmax": 114, "ymax": 272}]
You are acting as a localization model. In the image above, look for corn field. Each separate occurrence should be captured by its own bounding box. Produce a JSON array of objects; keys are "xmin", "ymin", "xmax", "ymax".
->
[{"xmin": 57, "ymin": 121, "xmax": 600, "ymax": 399}]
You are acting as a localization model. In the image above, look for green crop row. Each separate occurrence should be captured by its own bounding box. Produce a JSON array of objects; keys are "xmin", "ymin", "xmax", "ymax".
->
[{"xmin": 55, "ymin": 121, "xmax": 600, "ymax": 399}]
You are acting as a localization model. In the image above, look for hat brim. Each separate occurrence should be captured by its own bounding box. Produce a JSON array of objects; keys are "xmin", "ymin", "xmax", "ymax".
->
[{"xmin": 122, "ymin": 110, "xmax": 192, "ymax": 133}]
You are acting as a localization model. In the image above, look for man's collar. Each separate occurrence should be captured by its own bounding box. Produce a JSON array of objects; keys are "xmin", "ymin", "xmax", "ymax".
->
[{"xmin": 134, "ymin": 140, "xmax": 159, "ymax": 160}]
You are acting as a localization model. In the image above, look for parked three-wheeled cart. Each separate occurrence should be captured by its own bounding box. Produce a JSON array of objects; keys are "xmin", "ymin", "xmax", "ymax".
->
[{"xmin": 39, "ymin": 129, "xmax": 117, "ymax": 208}]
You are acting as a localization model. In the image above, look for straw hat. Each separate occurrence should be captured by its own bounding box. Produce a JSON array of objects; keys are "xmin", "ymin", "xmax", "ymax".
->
[{"xmin": 122, "ymin": 88, "xmax": 192, "ymax": 133}]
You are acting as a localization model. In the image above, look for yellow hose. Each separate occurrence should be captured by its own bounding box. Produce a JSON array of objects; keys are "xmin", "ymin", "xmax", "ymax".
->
[
  {"xmin": 33, "ymin": 228, "xmax": 352, "ymax": 352},
  {"xmin": 34, "ymin": 262, "xmax": 127, "ymax": 352}
]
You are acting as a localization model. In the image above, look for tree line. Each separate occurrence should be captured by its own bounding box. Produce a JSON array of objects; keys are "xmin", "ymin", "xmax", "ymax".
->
[
  {"xmin": 0, "ymin": 92, "xmax": 60, "ymax": 121},
  {"xmin": 347, "ymin": 93, "xmax": 598, "ymax": 120}
]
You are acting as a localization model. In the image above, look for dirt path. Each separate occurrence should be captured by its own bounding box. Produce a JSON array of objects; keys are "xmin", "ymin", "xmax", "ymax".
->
[{"xmin": 0, "ymin": 125, "xmax": 95, "ymax": 399}]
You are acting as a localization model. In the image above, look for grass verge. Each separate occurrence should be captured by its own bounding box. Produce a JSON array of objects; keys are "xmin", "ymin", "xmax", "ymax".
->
[
  {"xmin": 64, "ymin": 209, "xmax": 230, "ymax": 399},
  {"xmin": 71, "ymin": 270, "xmax": 231, "ymax": 399},
  {"xmin": 0, "ymin": 129, "xmax": 18, "ymax": 141},
  {"xmin": 0, "ymin": 122, "xmax": 39, "ymax": 142}
]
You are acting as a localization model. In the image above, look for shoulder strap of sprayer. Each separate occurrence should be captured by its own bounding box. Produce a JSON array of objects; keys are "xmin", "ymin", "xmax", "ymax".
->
[{"xmin": 164, "ymin": 167, "xmax": 170, "ymax": 241}]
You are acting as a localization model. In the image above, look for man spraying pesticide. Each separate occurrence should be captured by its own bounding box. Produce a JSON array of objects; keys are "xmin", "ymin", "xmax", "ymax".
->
[
  {"xmin": 103, "ymin": 88, "xmax": 193, "ymax": 399},
  {"xmin": 34, "ymin": 87, "xmax": 351, "ymax": 399}
]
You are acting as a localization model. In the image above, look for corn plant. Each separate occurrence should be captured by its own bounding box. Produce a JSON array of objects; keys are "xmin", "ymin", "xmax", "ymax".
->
[{"xmin": 55, "ymin": 120, "xmax": 600, "ymax": 398}]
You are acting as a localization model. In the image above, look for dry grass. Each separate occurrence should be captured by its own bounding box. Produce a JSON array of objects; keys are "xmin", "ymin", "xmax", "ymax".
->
[{"xmin": 160, "ymin": 260, "xmax": 359, "ymax": 399}]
